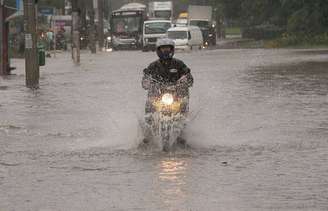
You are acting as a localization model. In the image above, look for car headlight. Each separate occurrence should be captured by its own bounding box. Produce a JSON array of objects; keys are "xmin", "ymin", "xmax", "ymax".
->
[{"xmin": 161, "ymin": 93, "xmax": 174, "ymax": 106}]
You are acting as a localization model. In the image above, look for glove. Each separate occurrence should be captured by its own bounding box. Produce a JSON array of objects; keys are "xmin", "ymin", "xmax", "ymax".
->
[
  {"xmin": 177, "ymin": 75, "xmax": 188, "ymax": 85},
  {"xmin": 142, "ymin": 78, "xmax": 151, "ymax": 90}
]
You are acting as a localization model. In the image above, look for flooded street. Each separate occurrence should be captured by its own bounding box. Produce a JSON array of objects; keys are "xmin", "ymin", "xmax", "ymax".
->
[{"xmin": 0, "ymin": 48, "xmax": 328, "ymax": 210}]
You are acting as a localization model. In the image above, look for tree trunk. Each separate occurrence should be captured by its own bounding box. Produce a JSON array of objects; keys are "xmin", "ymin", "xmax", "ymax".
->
[
  {"xmin": 0, "ymin": 3, "xmax": 6, "ymax": 75},
  {"xmin": 98, "ymin": 0, "xmax": 104, "ymax": 51},
  {"xmin": 88, "ymin": 1, "xmax": 96, "ymax": 54},
  {"xmin": 24, "ymin": 0, "xmax": 39, "ymax": 88},
  {"xmin": 71, "ymin": 0, "xmax": 80, "ymax": 64}
]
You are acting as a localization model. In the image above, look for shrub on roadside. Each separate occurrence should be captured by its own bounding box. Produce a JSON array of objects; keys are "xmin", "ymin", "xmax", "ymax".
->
[
  {"xmin": 242, "ymin": 24, "xmax": 285, "ymax": 40},
  {"xmin": 265, "ymin": 33, "xmax": 328, "ymax": 48}
]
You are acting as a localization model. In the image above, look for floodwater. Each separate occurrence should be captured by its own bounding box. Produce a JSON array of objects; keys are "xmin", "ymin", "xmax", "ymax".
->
[{"xmin": 0, "ymin": 48, "xmax": 327, "ymax": 211}]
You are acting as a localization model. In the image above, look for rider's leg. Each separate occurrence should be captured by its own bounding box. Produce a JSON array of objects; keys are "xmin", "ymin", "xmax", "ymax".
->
[{"xmin": 143, "ymin": 100, "xmax": 155, "ymax": 143}]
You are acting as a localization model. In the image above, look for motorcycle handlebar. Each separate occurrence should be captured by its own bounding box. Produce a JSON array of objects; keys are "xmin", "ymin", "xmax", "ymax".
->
[{"xmin": 144, "ymin": 74, "xmax": 188, "ymax": 89}]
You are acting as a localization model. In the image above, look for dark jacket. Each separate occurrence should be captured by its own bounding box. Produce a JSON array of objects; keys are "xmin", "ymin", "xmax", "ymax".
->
[{"xmin": 142, "ymin": 58, "xmax": 193, "ymax": 92}]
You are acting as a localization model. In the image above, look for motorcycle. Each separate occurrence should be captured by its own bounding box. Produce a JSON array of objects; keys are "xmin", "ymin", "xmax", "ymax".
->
[
  {"xmin": 143, "ymin": 74, "xmax": 189, "ymax": 152},
  {"xmin": 55, "ymin": 33, "xmax": 67, "ymax": 50}
]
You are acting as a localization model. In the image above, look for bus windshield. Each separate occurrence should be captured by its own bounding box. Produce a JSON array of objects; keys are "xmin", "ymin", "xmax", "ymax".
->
[{"xmin": 112, "ymin": 16, "xmax": 141, "ymax": 33}]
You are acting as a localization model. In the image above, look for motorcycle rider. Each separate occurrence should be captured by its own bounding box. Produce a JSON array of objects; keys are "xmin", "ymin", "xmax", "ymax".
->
[{"xmin": 141, "ymin": 38, "xmax": 193, "ymax": 143}]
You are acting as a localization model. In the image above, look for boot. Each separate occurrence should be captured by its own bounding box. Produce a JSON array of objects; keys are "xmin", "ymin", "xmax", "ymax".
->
[{"xmin": 176, "ymin": 136, "xmax": 186, "ymax": 145}]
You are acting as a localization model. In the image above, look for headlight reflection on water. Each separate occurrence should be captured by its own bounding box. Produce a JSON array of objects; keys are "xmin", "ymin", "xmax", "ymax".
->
[
  {"xmin": 159, "ymin": 159, "xmax": 186, "ymax": 182},
  {"xmin": 157, "ymin": 159, "xmax": 188, "ymax": 205}
]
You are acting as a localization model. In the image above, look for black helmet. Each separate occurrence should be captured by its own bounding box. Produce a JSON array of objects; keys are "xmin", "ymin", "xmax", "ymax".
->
[{"xmin": 156, "ymin": 38, "xmax": 175, "ymax": 60}]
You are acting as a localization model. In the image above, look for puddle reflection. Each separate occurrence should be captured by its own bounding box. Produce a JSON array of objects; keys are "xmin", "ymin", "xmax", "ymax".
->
[{"xmin": 157, "ymin": 158, "xmax": 188, "ymax": 206}]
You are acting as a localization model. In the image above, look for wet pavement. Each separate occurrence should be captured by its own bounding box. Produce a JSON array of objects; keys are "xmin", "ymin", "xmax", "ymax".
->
[{"xmin": 0, "ymin": 48, "xmax": 328, "ymax": 210}]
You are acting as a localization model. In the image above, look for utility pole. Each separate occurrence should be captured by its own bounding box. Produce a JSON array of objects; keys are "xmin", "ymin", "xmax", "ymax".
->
[
  {"xmin": 97, "ymin": 0, "xmax": 104, "ymax": 51},
  {"xmin": 24, "ymin": 0, "xmax": 39, "ymax": 88},
  {"xmin": 0, "ymin": 0, "xmax": 9, "ymax": 76},
  {"xmin": 0, "ymin": 0, "xmax": 5, "ymax": 75},
  {"xmin": 88, "ymin": 0, "xmax": 96, "ymax": 53},
  {"xmin": 71, "ymin": 0, "xmax": 80, "ymax": 64}
]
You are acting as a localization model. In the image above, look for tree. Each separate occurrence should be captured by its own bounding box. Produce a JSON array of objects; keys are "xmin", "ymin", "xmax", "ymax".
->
[
  {"xmin": 4, "ymin": 0, "xmax": 16, "ymax": 7},
  {"xmin": 38, "ymin": 0, "xmax": 65, "ymax": 10},
  {"xmin": 284, "ymin": 0, "xmax": 328, "ymax": 35},
  {"xmin": 215, "ymin": 0, "xmax": 328, "ymax": 38}
]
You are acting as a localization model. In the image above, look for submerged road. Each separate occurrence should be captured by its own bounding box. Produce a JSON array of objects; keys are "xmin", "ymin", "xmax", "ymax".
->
[{"xmin": 0, "ymin": 48, "xmax": 328, "ymax": 210}]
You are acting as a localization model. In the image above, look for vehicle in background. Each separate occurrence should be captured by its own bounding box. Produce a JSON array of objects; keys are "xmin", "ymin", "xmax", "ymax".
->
[
  {"xmin": 148, "ymin": 1, "xmax": 173, "ymax": 20},
  {"xmin": 55, "ymin": 31, "xmax": 67, "ymax": 50},
  {"xmin": 47, "ymin": 16, "xmax": 71, "ymax": 51},
  {"xmin": 50, "ymin": 15, "xmax": 72, "ymax": 38},
  {"xmin": 175, "ymin": 18, "xmax": 188, "ymax": 27},
  {"xmin": 143, "ymin": 20, "xmax": 172, "ymax": 51},
  {"xmin": 178, "ymin": 12, "xmax": 188, "ymax": 19},
  {"xmin": 79, "ymin": 26, "xmax": 89, "ymax": 49},
  {"xmin": 187, "ymin": 5, "xmax": 216, "ymax": 47},
  {"xmin": 167, "ymin": 26, "xmax": 203, "ymax": 51},
  {"xmin": 110, "ymin": 3, "xmax": 147, "ymax": 50},
  {"xmin": 174, "ymin": 12, "xmax": 188, "ymax": 27}
]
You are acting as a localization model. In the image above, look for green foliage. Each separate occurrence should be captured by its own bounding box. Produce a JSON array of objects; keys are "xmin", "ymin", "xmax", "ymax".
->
[
  {"xmin": 286, "ymin": 2, "xmax": 327, "ymax": 35},
  {"xmin": 4, "ymin": 0, "xmax": 65, "ymax": 9},
  {"xmin": 266, "ymin": 33, "xmax": 328, "ymax": 48},
  {"xmin": 225, "ymin": 27, "xmax": 241, "ymax": 36},
  {"xmin": 212, "ymin": 0, "xmax": 328, "ymax": 41},
  {"xmin": 242, "ymin": 24, "xmax": 284, "ymax": 40},
  {"xmin": 4, "ymin": 0, "xmax": 17, "ymax": 7},
  {"xmin": 38, "ymin": 0, "xmax": 65, "ymax": 9}
]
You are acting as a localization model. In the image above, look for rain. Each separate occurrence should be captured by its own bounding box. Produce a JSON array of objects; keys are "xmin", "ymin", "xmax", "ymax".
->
[{"xmin": 0, "ymin": 0, "xmax": 328, "ymax": 210}]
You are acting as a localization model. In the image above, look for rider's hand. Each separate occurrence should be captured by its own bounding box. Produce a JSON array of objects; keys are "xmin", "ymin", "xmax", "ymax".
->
[
  {"xmin": 177, "ymin": 75, "xmax": 188, "ymax": 85},
  {"xmin": 142, "ymin": 78, "xmax": 151, "ymax": 90}
]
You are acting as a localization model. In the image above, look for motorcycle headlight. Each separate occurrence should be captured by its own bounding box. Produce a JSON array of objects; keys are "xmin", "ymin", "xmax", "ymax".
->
[
  {"xmin": 161, "ymin": 93, "xmax": 174, "ymax": 106},
  {"xmin": 107, "ymin": 36, "xmax": 111, "ymax": 41}
]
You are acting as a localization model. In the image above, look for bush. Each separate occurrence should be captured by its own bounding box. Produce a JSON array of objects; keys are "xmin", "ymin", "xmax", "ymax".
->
[
  {"xmin": 287, "ymin": 7, "xmax": 325, "ymax": 36},
  {"xmin": 268, "ymin": 33, "xmax": 328, "ymax": 47},
  {"xmin": 242, "ymin": 24, "xmax": 285, "ymax": 40}
]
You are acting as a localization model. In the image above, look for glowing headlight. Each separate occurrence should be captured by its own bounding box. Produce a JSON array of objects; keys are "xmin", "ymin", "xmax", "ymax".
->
[
  {"xmin": 161, "ymin": 93, "xmax": 174, "ymax": 105},
  {"xmin": 107, "ymin": 36, "xmax": 111, "ymax": 41}
]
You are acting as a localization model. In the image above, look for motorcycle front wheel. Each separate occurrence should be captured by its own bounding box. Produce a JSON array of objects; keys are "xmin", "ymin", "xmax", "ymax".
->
[{"xmin": 160, "ymin": 121, "xmax": 171, "ymax": 152}]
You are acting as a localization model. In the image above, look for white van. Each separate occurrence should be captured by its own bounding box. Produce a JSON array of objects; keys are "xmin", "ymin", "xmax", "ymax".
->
[
  {"xmin": 143, "ymin": 20, "xmax": 172, "ymax": 51},
  {"xmin": 167, "ymin": 26, "xmax": 203, "ymax": 50}
]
